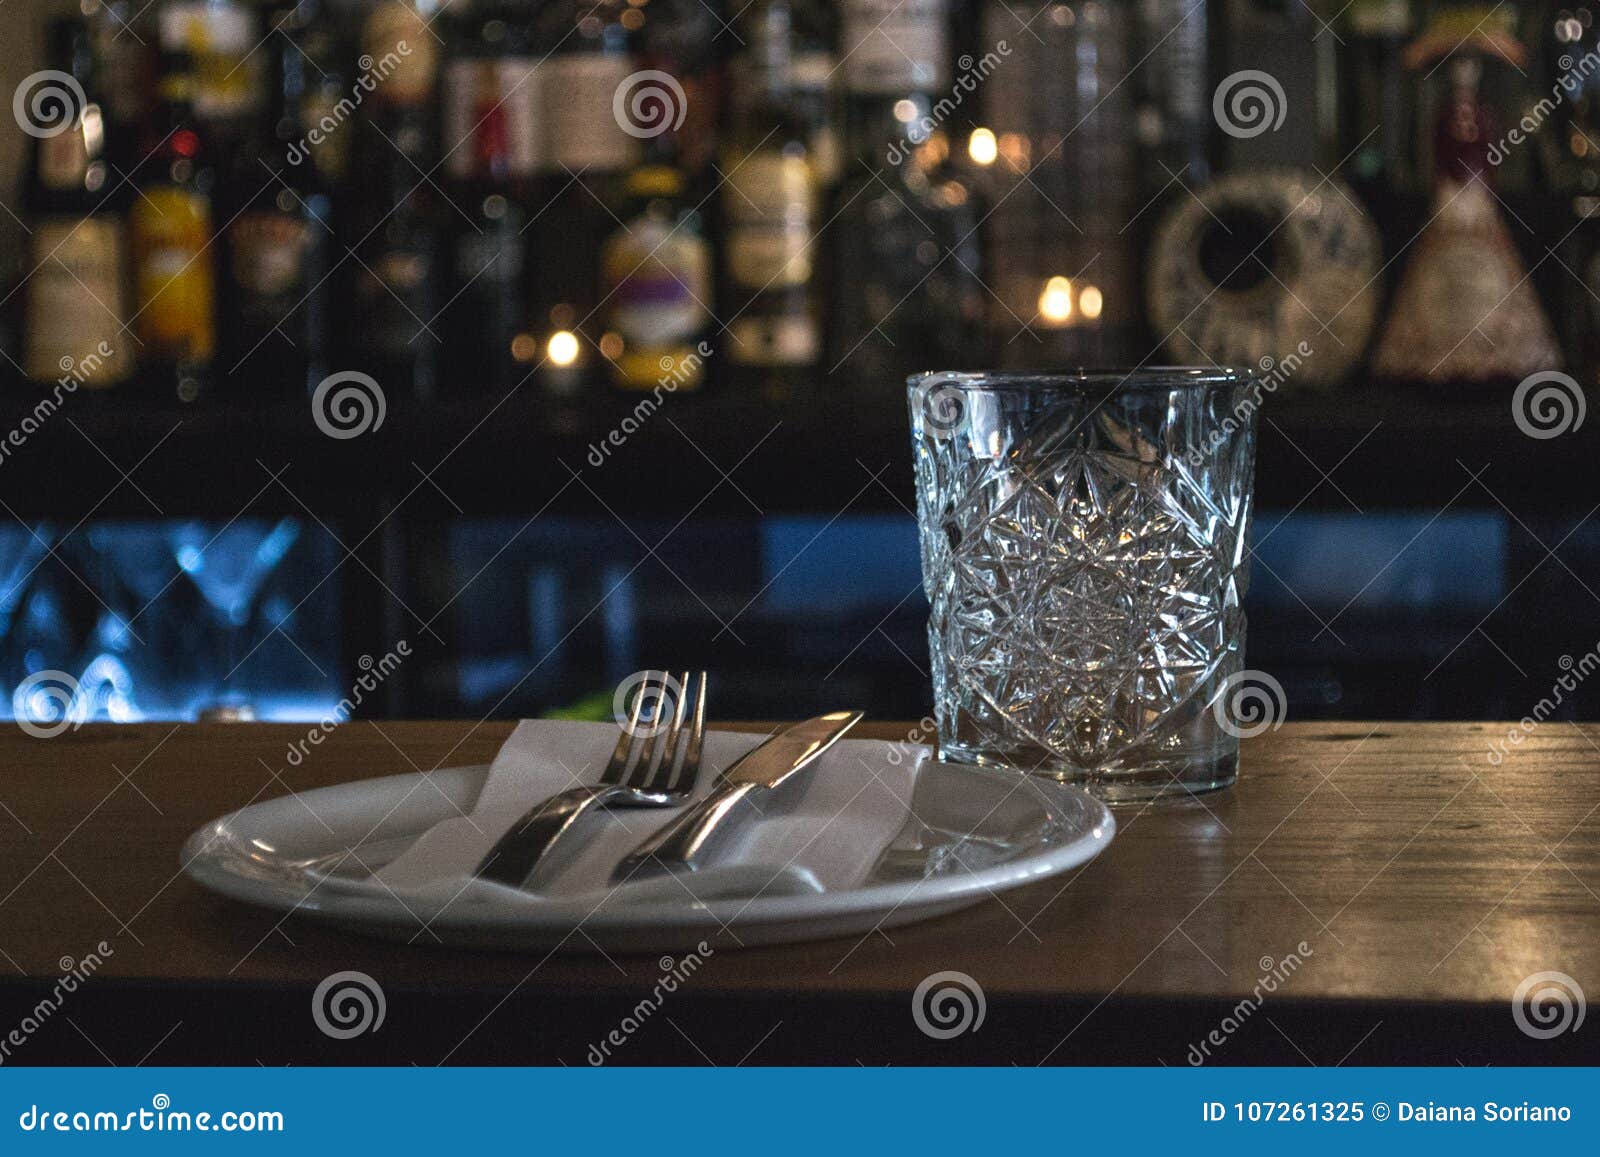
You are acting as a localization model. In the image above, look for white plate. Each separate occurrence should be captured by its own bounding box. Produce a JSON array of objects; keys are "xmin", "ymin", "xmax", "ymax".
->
[{"xmin": 181, "ymin": 759, "xmax": 1115, "ymax": 952}]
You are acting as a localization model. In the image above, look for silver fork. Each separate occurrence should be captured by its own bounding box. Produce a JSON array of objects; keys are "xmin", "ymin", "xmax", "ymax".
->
[{"xmin": 474, "ymin": 671, "xmax": 707, "ymax": 888}]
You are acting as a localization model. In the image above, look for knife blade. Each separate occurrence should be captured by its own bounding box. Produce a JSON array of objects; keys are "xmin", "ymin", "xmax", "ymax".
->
[{"xmin": 612, "ymin": 710, "xmax": 864, "ymax": 879}]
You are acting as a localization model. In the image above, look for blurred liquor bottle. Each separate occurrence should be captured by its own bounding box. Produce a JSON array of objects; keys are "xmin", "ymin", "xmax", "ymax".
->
[
  {"xmin": 350, "ymin": 0, "xmax": 443, "ymax": 398},
  {"xmin": 1339, "ymin": 0, "xmax": 1421, "ymax": 281},
  {"xmin": 721, "ymin": 0, "xmax": 826, "ymax": 400},
  {"xmin": 442, "ymin": 0, "xmax": 540, "ymax": 186},
  {"xmin": 1340, "ymin": 0, "xmax": 1415, "ymax": 202},
  {"xmin": 219, "ymin": 0, "xmax": 335, "ymax": 395},
  {"xmin": 155, "ymin": 0, "xmax": 261, "ymax": 146},
  {"xmin": 600, "ymin": 165, "xmax": 713, "ymax": 390},
  {"xmin": 440, "ymin": 0, "xmax": 537, "ymax": 394},
  {"xmin": 1133, "ymin": 0, "xmax": 1212, "ymax": 198},
  {"xmin": 979, "ymin": 0, "xmax": 1139, "ymax": 366},
  {"xmin": 632, "ymin": 0, "xmax": 727, "ymax": 181},
  {"xmin": 1128, "ymin": 0, "xmax": 1211, "ymax": 357},
  {"xmin": 283, "ymin": 0, "xmax": 354, "ymax": 188},
  {"xmin": 825, "ymin": 92, "xmax": 984, "ymax": 390},
  {"xmin": 1547, "ymin": 6, "xmax": 1600, "ymax": 383},
  {"xmin": 86, "ymin": 0, "xmax": 157, "ymax": 174},
  {"xmin": 529, "ymin": 0, "xmax": 640, "ymax": 394},
  {"xmin": 21, "ymin": 18, "xmax": 133, "ymax": 389},
  {"xmin": 839, "ymin": 0, "xmax": 948, "ymax": 95},
  {"xmin": 130, "ymin": 54, "xmax": 217, "ymax": 402},
  {"xmin": 720, "ymin": 0, "xmax": 840, "ymax": 196},
  {"xmin": 828, "ymin": 0, "xmax": 966, "ymax": 388}
]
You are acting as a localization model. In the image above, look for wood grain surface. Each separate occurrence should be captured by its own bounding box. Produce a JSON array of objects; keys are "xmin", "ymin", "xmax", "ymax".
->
[{"xmin": 0, "ymin": 721, "xmax": 1595, "ymax": 1065}]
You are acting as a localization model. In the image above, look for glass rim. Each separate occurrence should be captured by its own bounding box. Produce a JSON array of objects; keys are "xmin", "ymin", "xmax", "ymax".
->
[{"xmin": 905, "ymin": 367, "xmax": 1254, "ymax": 394}]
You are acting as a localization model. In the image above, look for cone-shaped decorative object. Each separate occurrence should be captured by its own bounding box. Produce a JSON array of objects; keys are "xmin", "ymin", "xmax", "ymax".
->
[{"xmin": 1372, "ymin": 56, "xmax": 1562, "ymax": 382}]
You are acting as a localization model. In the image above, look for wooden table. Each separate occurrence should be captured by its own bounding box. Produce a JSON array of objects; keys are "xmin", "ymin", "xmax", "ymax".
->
[{"xmin": 1, "ymin": 721, "xmax": 1596, "ymax": 1065}]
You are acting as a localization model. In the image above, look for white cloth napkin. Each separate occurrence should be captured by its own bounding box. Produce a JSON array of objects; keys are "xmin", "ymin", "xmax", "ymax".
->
[{"xmin": 366, "ymin": 719, "xmax": 925, "ymax": 907}]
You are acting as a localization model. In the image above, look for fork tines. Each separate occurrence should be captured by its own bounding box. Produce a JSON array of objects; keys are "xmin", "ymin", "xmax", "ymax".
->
[{"xmin": 620, "ymin": 670, "xmax": 707, "ymax": 793}]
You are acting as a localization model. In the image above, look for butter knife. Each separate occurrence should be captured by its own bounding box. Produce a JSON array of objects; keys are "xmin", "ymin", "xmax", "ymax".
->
[{"xmin": 612, "ymin": 710, "xmax": 864, "ymax": 879}]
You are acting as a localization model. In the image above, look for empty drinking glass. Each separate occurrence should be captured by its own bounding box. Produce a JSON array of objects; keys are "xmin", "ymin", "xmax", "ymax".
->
[{"xmin": 909, "ymin": 368, "xmax": 1259, "ymax": 800}]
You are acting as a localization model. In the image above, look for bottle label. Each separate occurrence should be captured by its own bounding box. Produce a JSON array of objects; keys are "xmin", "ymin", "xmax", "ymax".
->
[
  {"xmin": 841, "ymin": 0, "xmax": 948, "ymax": 93},
  {"xmin": 230, "ymin": 210, "xmax": 310, "ymax": 306},
  {"xmin": 1349, "ymin": 0, "xmax": 1412, "ymax": 36},
  {"xmin": 725, "ymin": 152, "xmax": 816, "ymax": 287},
  {"xmin": 494, "ymin": 58, "xmax": 543, "ymax": 176},
  {"xmin": 444, "ymin": 57, "xmax": 543, "ymax": 179},
  {"xmin": 443, "ymin": 61, "xmax": 484, "ymax": 178},
  {"xmin": 300, "ymin": 88, "xmax": 350, "ymax": 179},
  {"xmin": 23, "ymin": 217, "xmax": 131, "ymax": 386},
  {"xmin": 541, "ymin": 55, "xmax": 636, "ymax": 173},
  {"xmin": 727, "ymin": 315, "xmax": 818, "ymax": 365},
  {"xmin": 362, "ymin": 3, "xmax": 437, "ymax": 105},
  {"xmin": 38, "ymin": 126, "xmax": 90, "ymax": 190},
  {"xmin": 604, "ymin": 214, "xmax": 710, "ymax": 385},
  {"xmin": 159, "ymin": 1, "xmax": 260, "ymax": 119},
  {"xmin": 132, "ymin": 186, "xmax": 216, "ymax": 360}
]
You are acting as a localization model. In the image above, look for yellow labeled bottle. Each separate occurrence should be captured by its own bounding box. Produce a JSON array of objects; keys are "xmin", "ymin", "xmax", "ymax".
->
[
  {"xmin": 130, "ymin": 71, "xmax": 216, "ymax": 402},
  {"xmin": 601, "ymin": 166, "xmax": 712, "ymax": 391}
]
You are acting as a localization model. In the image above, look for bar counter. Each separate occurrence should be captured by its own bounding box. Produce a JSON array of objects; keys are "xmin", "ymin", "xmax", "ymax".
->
[{"xmin": 0, "ymin": 721, "xmax": 1595, "ymax": 1064}]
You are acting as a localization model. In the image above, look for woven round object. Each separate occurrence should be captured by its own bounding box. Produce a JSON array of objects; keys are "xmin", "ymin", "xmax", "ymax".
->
[{"xmin": 1146, "ymin": 169, "xmax": 1381, "ymax": 387}]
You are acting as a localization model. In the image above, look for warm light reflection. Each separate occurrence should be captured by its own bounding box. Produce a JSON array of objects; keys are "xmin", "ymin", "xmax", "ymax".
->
[
  {"xmin": 968, "ymin": 127, "xmax": 997, "ymax": 165},
  {"xmin": 547, "ymin": 330, "xmax": 581, "ymax": 366},
  {"xmin": 893, "ymin": 99, "xmax": 918, "ymax": 123},
  {"xmin": 599, "ymin": 331, "xmax": 625, "ymax": 359},
  {"xmin": 998, "ymin": 131, "xmax": 1030, "ymax": 168},
  {"xmin": 1039, "ymin": 276, "xmax": 1074, "ymax": 324},
  {"xmin": 1080, "ymin": 284, "xmax": 1104, "ymax": 320}
]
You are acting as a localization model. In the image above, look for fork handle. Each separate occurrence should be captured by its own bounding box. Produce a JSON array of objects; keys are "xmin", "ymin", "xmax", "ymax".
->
[
  {"xmin": 614, "ymin": 780, "xmax": 760, "ymax": 878},
  {"xmin": 475, "ymin": 785, "xmax": 624, "ymax": 887}
]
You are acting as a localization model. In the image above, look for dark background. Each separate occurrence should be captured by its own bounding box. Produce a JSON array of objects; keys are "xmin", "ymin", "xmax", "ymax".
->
[{"xmin": 1, "ymin": 0, "xmax": 1596, "ymax": 730}]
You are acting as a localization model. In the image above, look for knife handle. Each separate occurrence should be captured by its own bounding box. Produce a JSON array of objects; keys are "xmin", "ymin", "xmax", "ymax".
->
[{"xmin": 615, "ymin": 780, "xmax": 760, "ymax": 877}]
